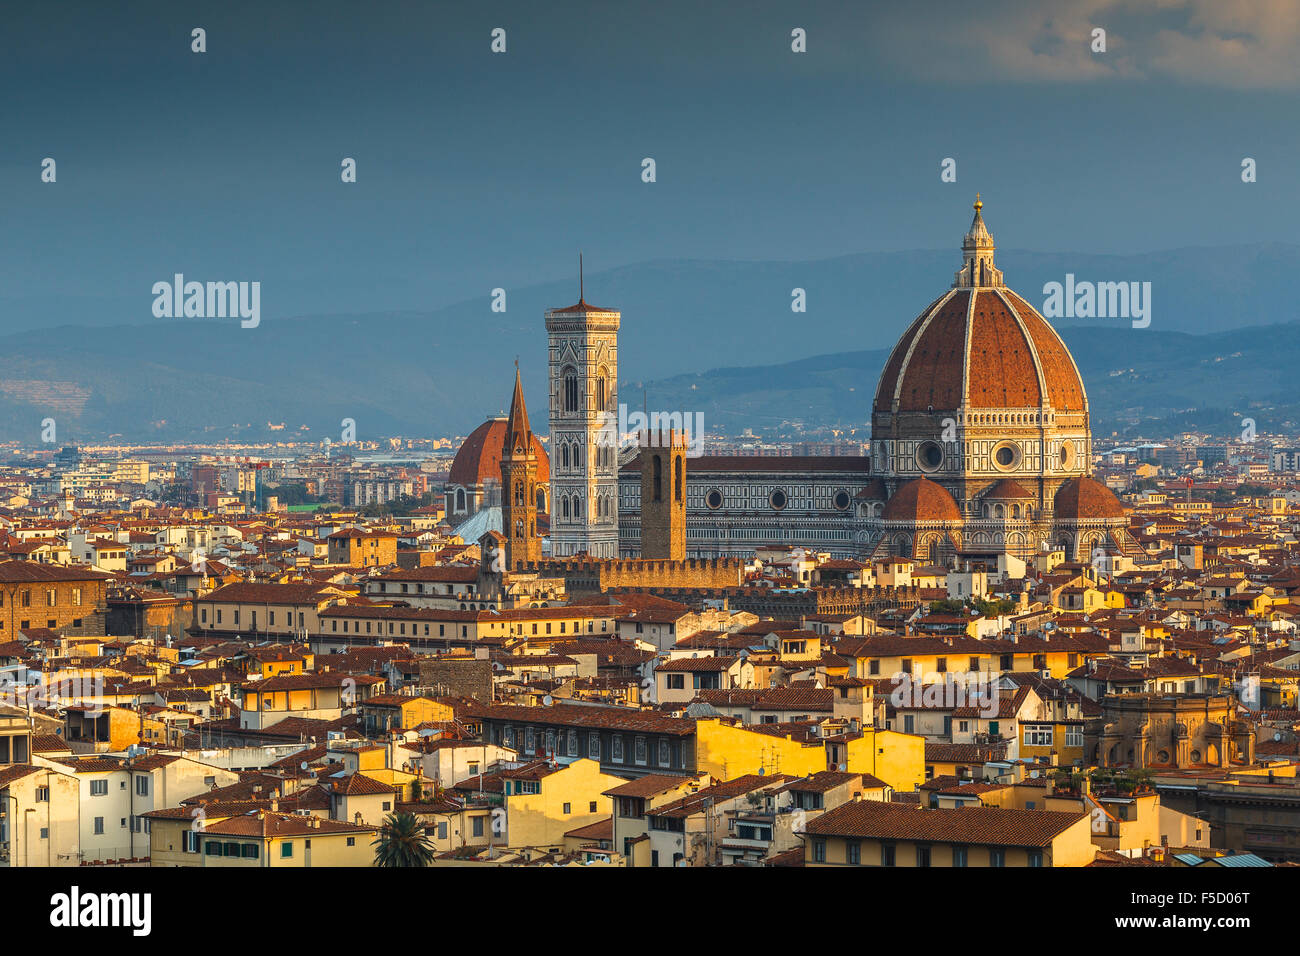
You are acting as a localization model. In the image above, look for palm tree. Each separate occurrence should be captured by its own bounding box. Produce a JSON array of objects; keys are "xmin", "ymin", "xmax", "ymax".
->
[{"xmin": 372, "ymin": 812, "xmax": 436, "ymax": 868}]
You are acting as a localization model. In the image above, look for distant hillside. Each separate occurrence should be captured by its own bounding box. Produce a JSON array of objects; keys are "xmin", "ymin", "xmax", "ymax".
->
[
  {"xmin": 1, "ymin": 245, "xmax": 1298, "ymax": 442},
  {"xmin": 636, "ymin": 323, "xmax": 1300, "ymax": 441}
]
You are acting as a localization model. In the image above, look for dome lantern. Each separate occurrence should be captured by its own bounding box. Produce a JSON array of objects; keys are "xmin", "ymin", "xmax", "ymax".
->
[{"xmin": 953, "ymin": 194, "xmax": 1003, "ymax": 289}]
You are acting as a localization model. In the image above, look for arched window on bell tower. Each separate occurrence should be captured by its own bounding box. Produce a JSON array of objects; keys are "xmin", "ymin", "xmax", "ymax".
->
[{"xmin": 563, "ymin": 367, "xmax": 579, "ymax": 413}]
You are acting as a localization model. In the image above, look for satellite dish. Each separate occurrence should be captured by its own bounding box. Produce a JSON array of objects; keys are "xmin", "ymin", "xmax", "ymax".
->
[
  {"xmin": 542, "ymin": 694, "xmax": 553, "ymax": 706},
  {"xmin": 1275, "ymin": 732, "xmax": 1282, "ymax": 742},
  {"xmin": 300, "ymin": 761, "xmax": 309, "ymax": 770}
]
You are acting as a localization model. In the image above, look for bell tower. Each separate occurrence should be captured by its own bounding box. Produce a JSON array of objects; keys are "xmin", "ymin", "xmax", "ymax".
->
[
  {"xmin": 546, "ymin": 257, "xmax": 621, "ymax": 558},
  {"xmin": 500, "ymin": 366, "xmax": 542, "ymax": 569}
]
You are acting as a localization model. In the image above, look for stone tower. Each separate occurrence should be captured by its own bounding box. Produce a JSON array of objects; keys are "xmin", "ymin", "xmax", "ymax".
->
[
  {"xmin": 639, "ymin": 429, "xmax": 687, "ymax": 560},
  {"xmin": 546, "ymin": 264, "xmax": 620, "ymax": 558},
  {"xmin": 500, "ymin": 366, "xmax": 542, "ymax": 569}
]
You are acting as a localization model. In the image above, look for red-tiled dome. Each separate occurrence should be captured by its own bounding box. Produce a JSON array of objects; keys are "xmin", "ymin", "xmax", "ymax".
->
[
  {"xmin": 872, "ymin": 203, "xmax": 1086, "ymax": 418},
  {"xmin": 882, "ymin": 478, "xmax": 962, "ymax": 522},
  {"xmin": 872, "ymin": 288, "xmax": 1086, "ymax": 415},
  {"xmin": 854, "ymin": 477, "xmax": 889, "ymax": 501},
  {"xmin": 449, "ymin": 418, "xmax": 549, "ymax": 487},
  {"xmin": 1054, "ymin": 477, "xmax": 1125, "ymax": 520},
  {"xmin": 981, "ymin": 478, "xmax": 1034, "ymax": 499}
]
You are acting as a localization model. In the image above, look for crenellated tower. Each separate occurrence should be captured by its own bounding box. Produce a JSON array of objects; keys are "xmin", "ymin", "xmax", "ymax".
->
[{"xmin": 639, "ymin": 429, "xmax": 688, "ymax": 560}]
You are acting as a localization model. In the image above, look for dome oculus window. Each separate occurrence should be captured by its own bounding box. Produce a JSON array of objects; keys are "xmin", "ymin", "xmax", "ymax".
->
[
  {"xmin": 1059, "ymin": 440, "xmax": 1074, "ymax": 469},
  {"xmin": 769, "ymin": 489, "xmax": 788, "ymax": 511},
  {"xmin": 991, "ymin": 441, "xmax": 1021, "ymax": 471},
  {"xmin": 917, "ymin": 441, "xmax": 944, "ymax": 472},
  {"xmin": 833, "ymin": 490, "xmax": 851, "ymax": 511},
  {"xmin": 705, "ymin": 489, "xmax": 723, "ymax": 510}
]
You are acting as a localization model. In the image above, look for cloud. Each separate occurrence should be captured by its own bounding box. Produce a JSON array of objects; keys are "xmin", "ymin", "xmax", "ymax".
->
[
  {"xmin": 865, "ymin": 0, "xmax": 1300, "ymax": 89},
  {"xmin": 1146, "ymin": 0, "xmax": 1300, "ymax": 88}
]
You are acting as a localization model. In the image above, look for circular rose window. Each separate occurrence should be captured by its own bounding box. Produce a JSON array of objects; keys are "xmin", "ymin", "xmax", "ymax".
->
[
  {"xmin": 833, "ymin": 490, "xmax": 851, "ymax": 511},
  {"xmin": 917, "ymin": 441, "xmax": 944, "ymax": 472},
  {"xmin": 991, "ymin": 441, "xmax": 1021, "ymax": 471},
  {"xmin": 770, "ymin": 489, "xmax": 788, "ymax": 510},
  {"xmin": 705, "ymin": 489, "xmax": 723, "ymax": 510}
]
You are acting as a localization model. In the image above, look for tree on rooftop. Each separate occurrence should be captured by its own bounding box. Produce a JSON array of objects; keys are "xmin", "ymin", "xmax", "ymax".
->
[
  {"xmin": 929, "ymin": 599, "xmax": 964, "ymax": 614},
  {"xmin": 1122, "ymin": 768, "xmax": 1156, "ymax": 791},
  {"xmin": 372, "ymin": 811, "xmax": 435, "ymax": 868},
  {"xmin": 974, "ymin": 597, "xmax": 1017, "ymax": 617},
  {"xmin": 1053, "ymin": 769, "xmax": 1084, "ymax": 791},
  {"xmin": 1088, "ymin": 768, "xmax": 1116, "ymax": 788}
]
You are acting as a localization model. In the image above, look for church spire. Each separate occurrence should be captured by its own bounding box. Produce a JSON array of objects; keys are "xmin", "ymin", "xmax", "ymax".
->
[
  {"xmin": 504, "ymin": 363, "xmax": 533, "ymax": 455},
  {"xmin": 500, "ymin": 362, "xmax": 541, "ymax": 570},
  {"xmin": 953, "ymin": 194, "xmax": 1003, "ymax": 289}
]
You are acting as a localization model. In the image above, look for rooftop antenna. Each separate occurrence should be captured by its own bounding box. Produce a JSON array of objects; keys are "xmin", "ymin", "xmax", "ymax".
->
[{"xmin": 579, "ymin": 253, "xmax": 584, "ymax": 303}]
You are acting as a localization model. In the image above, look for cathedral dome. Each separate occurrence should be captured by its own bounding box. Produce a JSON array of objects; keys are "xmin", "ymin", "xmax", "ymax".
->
[
  {"xmin": 882, "ymin": 477, "xmax": 962, "ymax": 523},
  {"xmin": 449, "ymin": 417, "xmax": 549, "ymax": 487},
  {"xmin": 872, "ymin": 288, "xmax": 1087, "ymax": 415},
  {"xmin": 1054, "ymin": 476, "xmax": 1125, "ymax": 520},
  {"xmin": 872, "ymin": 200, "xmax": 1087, "ymax": 417}
]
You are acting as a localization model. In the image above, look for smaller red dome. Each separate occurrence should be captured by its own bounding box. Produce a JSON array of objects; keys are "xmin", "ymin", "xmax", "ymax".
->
[
  {"xmin": 855, "ymin": 478, "xmax": 888, "ymax": 501},
  {"xmin": 1054, "ymin": 477, "xmax": 1125, "ymax": 520},
  {"xmin": 981, "ymin": 478, "xmax": 1034, "ymax": 499},
  {"xmin": 882, "ymin": 477, "xmax": 963, "ymax": 522}
]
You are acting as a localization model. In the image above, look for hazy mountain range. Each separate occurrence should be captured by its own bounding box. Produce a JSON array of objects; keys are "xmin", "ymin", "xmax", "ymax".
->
[
  {"xmin": 641, "ymin": 322, "xmax": 1300, "ymax": 442},
  {"xmin": 2, "ymin": 244, "xmax": 1298, "ymax": 444}
]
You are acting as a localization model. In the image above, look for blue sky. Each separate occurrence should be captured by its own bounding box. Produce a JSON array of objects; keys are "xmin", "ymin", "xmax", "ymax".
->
[{"xmin": 1, "ymin": 0, "xmax": 1297, "ymax": 330}]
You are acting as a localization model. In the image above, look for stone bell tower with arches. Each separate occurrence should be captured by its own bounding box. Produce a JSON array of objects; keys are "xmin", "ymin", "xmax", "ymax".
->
[
  {"xmin": 500, "ymin": 365, "xmax": 542, "ymax": 570},
  {"xmin": 546, "ymin": 258, "xmax": 620, "ymax": 558}
]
